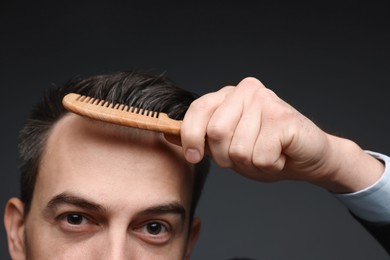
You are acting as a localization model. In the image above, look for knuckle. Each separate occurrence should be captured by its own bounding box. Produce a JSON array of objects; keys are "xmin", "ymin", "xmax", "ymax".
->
[
  {"xmin": 229, "ymin": 145, "xmax": 252, "ymax": 165},
  {"xmin": 252, "ymin": 155, "xmax": 270, "ymax": 168},
  {"xmin": 206, "ymin": 123, "xmax": 231, "ymax": 142},
  {"xmin": 189, "ymin": 96, "xmax": 212, "ymax": 112},
  {"xmin": 262, "ymin": 101, "xmax": 296, "ymax": 123},
  {"xmin": 253, "ymin": 86, "xmax": 277, "ymax": 100},
  {"xmin": 188, "ymin": 86, "xmax": 234, "ymax": 112},
  {"xmin": 236, "ymin": 77, "xmax": 264, "ymax": 93},
  {"xmin": 252, "ymin": 155, "xmax": 284, "ymax": 173},
  {"xmin": 238, "ymin": 77, "xmax": 263, "ymax": 87}
]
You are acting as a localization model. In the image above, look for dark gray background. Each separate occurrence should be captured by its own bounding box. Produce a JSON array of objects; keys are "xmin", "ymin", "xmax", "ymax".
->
[{"xmin": 1, "ymin": 2, "xmax": 389, "ymax": 259}]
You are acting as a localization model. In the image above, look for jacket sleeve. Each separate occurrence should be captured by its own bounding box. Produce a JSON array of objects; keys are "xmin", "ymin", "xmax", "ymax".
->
[
  {"xmin": 354, "ymin": 214, "xmax": 390, "ymax": 255},
  {"xmin": 335, "ymin": 151, "xmax": 390, "ymax": 255}
]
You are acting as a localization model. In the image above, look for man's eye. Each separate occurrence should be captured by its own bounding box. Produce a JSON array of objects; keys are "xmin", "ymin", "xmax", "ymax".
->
[
  {"xmin": 56, "ymin": 212, "xmax": 95, "ymax": 231},
  {"xmin": 66, "ymin": 213, "xmax": 86, "ymax": 225},
  {"xmin": 145, "ymin": 222, "xmax": 167, "ymax": 235},
  {"xmin": 134, "ymin": 221, "xmax": 171, "ymax": 245},
  {"xmin": 56, "ymin": 212, "xmax": 99, "ymax": 233}
]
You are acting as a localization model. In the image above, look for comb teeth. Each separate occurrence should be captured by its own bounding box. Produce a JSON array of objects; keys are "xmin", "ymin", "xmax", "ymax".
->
[
  {"xmin": 76, "ymin": 95, "xmax": 160, "ymax": 118},
  {"xmin": 62, "ymin": 93, "xmax": 181, "ymax": 135}
]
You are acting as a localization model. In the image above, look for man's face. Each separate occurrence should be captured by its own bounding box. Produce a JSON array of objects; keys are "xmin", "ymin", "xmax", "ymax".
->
[{"xmin": 6, "ymin": 114, "xmax": 199, "ymax": 260}]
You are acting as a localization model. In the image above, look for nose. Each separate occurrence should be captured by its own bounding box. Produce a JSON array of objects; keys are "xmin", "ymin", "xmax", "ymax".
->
[{"xmin": 99, "ymin": 227, "xmax": 133, "ymax": 260}]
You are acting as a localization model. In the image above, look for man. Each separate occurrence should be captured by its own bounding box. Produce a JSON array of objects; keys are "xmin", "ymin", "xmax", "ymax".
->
[
  {"xmin": 4, "ymin": 71, "xmax": 209, "ymax": 259},
  {"xmin": 4, "ymin": 71, "xmax": 390, "ymax": 259}
]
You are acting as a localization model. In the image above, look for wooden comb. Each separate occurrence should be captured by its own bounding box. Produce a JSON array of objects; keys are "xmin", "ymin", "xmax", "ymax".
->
[{"xmin": 62, "ymin": 93, "xmax": 181, "ymax": 135}]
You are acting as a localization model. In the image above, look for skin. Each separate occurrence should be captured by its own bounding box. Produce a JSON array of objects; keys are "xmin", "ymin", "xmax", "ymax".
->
[
  {"xmin": 180, "ymin": 77, "xmax": 384, "ymax": 193},
  {"xmin": 5, "ymin": 114, "xmax": 200, "ymax": 260},
  {"xmin": 5, "ymin": 76, "xmax": 386, "ymax": 259}
]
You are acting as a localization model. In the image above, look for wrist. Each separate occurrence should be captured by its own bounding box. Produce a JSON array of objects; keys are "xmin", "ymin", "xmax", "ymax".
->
[{"xmin": 313, "ymin": 135, "xmax": 384, "ymax": 193}]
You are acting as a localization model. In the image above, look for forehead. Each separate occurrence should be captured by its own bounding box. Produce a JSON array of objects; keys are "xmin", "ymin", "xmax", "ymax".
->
[{"xmin": 34, "ymin": 114, "xmax": 194, "ymax": 212}]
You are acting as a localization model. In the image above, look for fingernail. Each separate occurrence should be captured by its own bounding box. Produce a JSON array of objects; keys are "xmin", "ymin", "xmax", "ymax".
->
[{"xmin": 185, "ymin": 148, "xmax": 201, "ymax": 163}]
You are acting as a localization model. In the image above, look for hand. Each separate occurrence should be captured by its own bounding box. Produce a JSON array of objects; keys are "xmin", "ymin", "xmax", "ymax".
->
[{"xmin": 179, "ymin": 77, "xmax": 384, "ymax": 192}]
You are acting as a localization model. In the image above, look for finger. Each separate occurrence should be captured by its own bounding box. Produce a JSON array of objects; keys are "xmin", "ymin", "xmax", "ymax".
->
[
  {"xmin": 253, "ymin": 132, "xmax": 287, "ymax": 174},
  {"xmin": 207, "ymin": 77, "xmax": 266, "ymax": 167},
  {"xmin": 206, "ymin": 87, "xmax": 245, "ymax": 167},
  {"xmin": 181, "ymin": 87, "xmax": 233, "ymax": 163},
  {"xmin": 252, "ymin": 109, "xmax": 288, "ymax": 174},
  {"xmin": 228, "ymin": 86, "xmax": 263, "ymax": 168}
]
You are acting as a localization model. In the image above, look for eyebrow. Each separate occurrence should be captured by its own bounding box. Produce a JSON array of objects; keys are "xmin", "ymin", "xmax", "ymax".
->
[
  {"xmin": 138, "ymin": 202, "xmax": 186, "ymax": 220},
  {"xmin": 45, "ymin": 192, "xmax": 186, "ymax": 219},
  {"xmin": 46, "ymin": 192, "xmax": 107, "ymax": 213}
]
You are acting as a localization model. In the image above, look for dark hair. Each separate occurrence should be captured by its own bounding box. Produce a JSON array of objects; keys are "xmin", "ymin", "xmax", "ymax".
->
[{"xmin": 18, "ymin": 70, "xmax": 210, "ymax": 219}]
